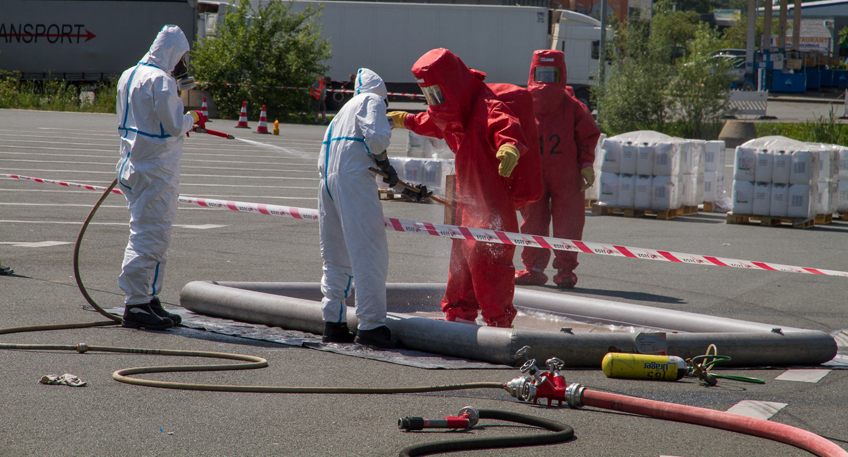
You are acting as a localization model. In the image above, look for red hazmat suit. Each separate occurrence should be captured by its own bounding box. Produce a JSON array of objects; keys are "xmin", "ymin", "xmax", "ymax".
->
[
  {"xmin": 518, "ymin": 50, "xmax": 601, "ymax": 287},
  {"xmin": 403, "ymin": 49, "xmax": 530, "ymax": 327}
]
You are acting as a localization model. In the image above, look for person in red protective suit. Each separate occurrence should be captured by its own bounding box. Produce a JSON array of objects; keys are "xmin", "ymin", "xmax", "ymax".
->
[
  {"xmin": 515, "ymin": 50, "xmax": 601, "ymax": 289},
  {"xmin": 387, "ymin": 48, "xmax": 530, "ymax": 328}
]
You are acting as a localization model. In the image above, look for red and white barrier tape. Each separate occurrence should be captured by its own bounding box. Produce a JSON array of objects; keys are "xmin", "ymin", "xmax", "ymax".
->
[
  {"xmin": 198, "ymin": 82, "xmax": 425, "ymax": 99},
  {"xmin": 5, "ymin": 173, "xmax": 847, "ymax": 278}
]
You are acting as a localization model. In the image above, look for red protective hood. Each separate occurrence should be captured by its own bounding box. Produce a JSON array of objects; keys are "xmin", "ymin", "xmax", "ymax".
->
[
  {"xmin": 527, "ymin": 50, "xmax": 567, "ymax": 117},
  {"xmin": 412, "ymin": 48, "xmax": 486, "ymax": 132}
]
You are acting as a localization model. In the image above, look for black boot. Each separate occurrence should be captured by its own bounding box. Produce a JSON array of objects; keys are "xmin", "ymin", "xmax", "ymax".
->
[
  {"xmin": 323, "ymin": 322, "xmax": 355, "ymax": 343},
  {"xmin": 122, "ymin": 303, "xmax": 175, "ymax": 330},
  {"xmin": 354, "ymin": 325, "xmax": 403, "ymax": 349},
  {"xmin": 148, "ymin": 297, "xmax": 182, "ymax": 325}
]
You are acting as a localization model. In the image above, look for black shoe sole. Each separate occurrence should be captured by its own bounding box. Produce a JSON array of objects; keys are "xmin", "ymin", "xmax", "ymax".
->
[
  {"xmin": 121, "ymin": 319, "xmax": 174, "ymax": 330},
  {"xmin": 322, "ymin": 335, "xmax": 355, "ymax": 344},
  {"xmin": 354, "ymin": 336, "xmax": 403, "ymax": 349}
]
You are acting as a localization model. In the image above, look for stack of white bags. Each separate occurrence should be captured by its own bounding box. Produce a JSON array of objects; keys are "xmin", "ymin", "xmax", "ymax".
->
[
  {"xmin": 730, "ymin": 136, "xmax": 843, "ymax": 219},
  {"xmin": 594, "ymin": 131, "xmax": 707, "ymax": 211}
]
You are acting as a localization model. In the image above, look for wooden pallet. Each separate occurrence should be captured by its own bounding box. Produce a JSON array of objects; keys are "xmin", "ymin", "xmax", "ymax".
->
[
  {"xmin": 591, "ymin": 204, "xmax": 698, "ymax": 220},
  {"xmin": 815, "ymin": 213, "xmax": 833, "ymax": 225},
  {"xmin": 725, "ymin": 213, "xmax": 815, "ymax": 229},
  {"xmin": 702, "ymin": 201, "xmax": 714, "ymax": 212},
  {"xmin": 378, "ymin": 188, "xmax": 401, "ymax": 201}
]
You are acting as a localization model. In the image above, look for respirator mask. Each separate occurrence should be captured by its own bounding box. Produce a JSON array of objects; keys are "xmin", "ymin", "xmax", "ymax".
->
[{"xmin": 173, "ymin": 52, "xmax": 196, "ymax": 91}]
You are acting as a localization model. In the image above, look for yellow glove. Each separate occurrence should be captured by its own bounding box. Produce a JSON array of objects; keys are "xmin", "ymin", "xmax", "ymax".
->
[
  {"xmin": 387, "ymin": 111, "xmax": 409, "ymax": 130},
  {"xmin": 579, "ymin": 166, "xmax": 595, "ymax": 192},
  {"xmin": 189, "ymin": 110, "xmax": 200, "ymax": 124},
  {"xmin": 496, "ymin": 144, "xmax": 520, "ymax": 178}
]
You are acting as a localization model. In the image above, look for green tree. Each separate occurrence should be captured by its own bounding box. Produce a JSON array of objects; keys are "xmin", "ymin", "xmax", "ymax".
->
[
  {"xmin": 191, "ymin": 0, "xmax": 331, "ymax": 120},
  {"xmin": 595, "ymin": 11, "xmax": 732, "ymax": 139},
  {"xmin": 670, "ymin": 23, "xmax": 731, "ymax": 139},
  {"xmin": 595, "ymin": 19, "xmax": 674, "ymax": 134}
]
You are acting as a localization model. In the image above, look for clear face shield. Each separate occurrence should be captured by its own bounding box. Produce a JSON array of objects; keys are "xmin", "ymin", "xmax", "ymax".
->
[
  {"xmin": 534, "ymin": 66, "xmax": 560, "ymax": 83},
  {"xmin": 173, "ymin": 52, "xmax": 195, "ymax": 91},
  {"xmin": 419, "ymin": 84, "xmax": 445, "ymax": 106}
]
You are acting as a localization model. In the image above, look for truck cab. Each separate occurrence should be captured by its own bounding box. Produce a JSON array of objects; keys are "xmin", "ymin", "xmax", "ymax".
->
[{"xmin": 550, "ymin": 9, "xmax": 606, "ymax": 108}]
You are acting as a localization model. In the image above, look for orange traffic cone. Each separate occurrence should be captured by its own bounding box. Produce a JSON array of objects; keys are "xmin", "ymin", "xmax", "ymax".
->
[
  {"xmin": 201, "ymin": 96, "xmax": 211, "ymax": 122},
  {"xmin": 255, "ymin": 104, "xmax": 270, "ymax": 134},
  {"xmin": 235, "ymin": 101, "xmax": 249, "ymax": 128}
]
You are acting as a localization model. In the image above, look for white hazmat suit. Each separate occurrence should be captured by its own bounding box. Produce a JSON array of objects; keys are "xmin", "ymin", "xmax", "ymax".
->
[
  {"xmin": 318, "ymin": 68, "xmax": 392, "ymax": 331},
  {"xmin": 116, "ymin": 25, "xmax": 195, "ymax": 306}
]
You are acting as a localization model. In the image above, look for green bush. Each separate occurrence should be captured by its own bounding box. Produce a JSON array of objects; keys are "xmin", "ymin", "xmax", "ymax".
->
[
  {"xmin": 756, "ymin": 109, "xmax": 848, "ymax": 145},
  {"xmin": 191, "ymin": 0, "xmax": 331, "ymax": 121}
]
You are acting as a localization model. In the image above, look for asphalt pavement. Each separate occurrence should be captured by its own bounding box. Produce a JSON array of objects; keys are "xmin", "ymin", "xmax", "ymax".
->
[{"xmin": 1, "ymin": 109, "xmax": 847, "ymax": 457}]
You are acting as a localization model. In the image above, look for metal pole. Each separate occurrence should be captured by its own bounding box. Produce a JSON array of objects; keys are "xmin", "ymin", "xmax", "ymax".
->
[{"xmin": 597, "ymin": 0, "xmax": 608, "ymax": 119}]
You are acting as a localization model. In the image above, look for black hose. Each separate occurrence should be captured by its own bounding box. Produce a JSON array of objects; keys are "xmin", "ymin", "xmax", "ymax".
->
[
  {"xmin": 73, "ymin": 178, "xmax": 123, "ymax": 324},
  {"xmin": 398, "ymin": 409, "xmax": 574, "ymax": 457}
]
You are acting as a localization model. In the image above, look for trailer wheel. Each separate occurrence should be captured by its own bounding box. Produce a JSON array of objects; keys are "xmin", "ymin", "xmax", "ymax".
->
[{"xmin": 575, "ymin": 88, "xmax": 593, "ymax": 111}]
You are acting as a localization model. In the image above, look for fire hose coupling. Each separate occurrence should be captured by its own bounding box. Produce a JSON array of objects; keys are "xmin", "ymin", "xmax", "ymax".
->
[
  {"xmin": 564, "ymin": 383, "xmax": 585, "ymax": 409},
  {"xmin": 398, "ymin": 406, "xmax": 479, "ymax": 431},
  {"xmin": 505, "ymin": 346, "xmax": 568, "ymax": 406}
]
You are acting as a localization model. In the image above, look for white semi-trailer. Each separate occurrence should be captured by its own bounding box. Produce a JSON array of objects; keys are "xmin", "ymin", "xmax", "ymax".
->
[
  {"xmin": 286, "ymin": 1, "xmax": 605, "ymax": 106},
  {"xmin": 0, "ymin": 0, "xmax": 197, "ymax": 82}
]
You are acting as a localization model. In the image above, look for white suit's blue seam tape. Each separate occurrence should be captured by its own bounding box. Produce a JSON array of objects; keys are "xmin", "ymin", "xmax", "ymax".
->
[
  {"xmin": 355, "ymin": 68, "xmax": 362, "ymax": 95},
  {"xmin": 338, "ymin": 275, "xmax": 352, "ymax": 322},
  {"xmin": 151, "ymin": 261, "xmax": 161, "ymax": 296},
  {"xmin": 322, "ymin": 122, "xmax": 334, "ymax": 201}
]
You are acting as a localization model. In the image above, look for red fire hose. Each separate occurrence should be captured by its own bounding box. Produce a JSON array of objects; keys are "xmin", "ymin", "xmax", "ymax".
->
[{"xmin": 580, "ymin": 388, "xmax": 848, "ymax": 457}]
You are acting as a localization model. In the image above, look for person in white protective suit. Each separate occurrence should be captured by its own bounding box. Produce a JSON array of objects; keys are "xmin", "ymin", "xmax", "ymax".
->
[
  {"xmin": 115, "ymin": 25, "xmax": 204, "ymax": 330},
  {"xmin": 318, "ymin": 68, "xmax": 403, "ymax": 349}
]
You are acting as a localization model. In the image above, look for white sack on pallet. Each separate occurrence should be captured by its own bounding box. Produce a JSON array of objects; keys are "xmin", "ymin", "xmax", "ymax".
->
[
  {"xmin": 754, "ymin": 149, "xmax": 773, "ymax": 183},
  {"xmin": 652, "ymin": 175, "xmax": 679, "ymax": 210},
  {"xmin": 816, "ymin": 182, "xmax": 837, "ymax": 215},
  {"xmin": 636, "ymin": 144, "xmax": 654, "ymax": 175},
  {"xmin": 587, "ymin": 134, "xmax": 606, "ymax": 201},
  {"xmin": 810, "ymin": 147, "xmax": 838, "ymax": 183},
  {"xmin": 772, "ymin": 150, "xmax": 791, "ymax": 184},
  {"xmin": 787, "ymin": 183, "xmax": 816, "ymax": 219},
  {"xmin": 620, "ymin": 142, "xmax": 637, "ymax": 175},
  {"xmin": 652, "ymin": 142, "xmax": 680, "ymax": 177},
  {"xmin": 770, "ymin": 183, "xmax": 789, "ymax": 217},
  {"xmin": 838, "ymin": 180, "xmax": 848, "ymax": 212},
  {"xmin": 732, "ymin": 180, "xmax": 754, "ymax": 214},
  {"xmin": 695, "ymin": 172, "xmax": 706, "ymax": 205},
  {"xmin": 704, "ymin": 140, "xmax": 726, "ymax": 173},
  {"xmin": 598, "ymin": 171, "xmax": 619, "ymax": 206},
  {"xmin": 789, "ymin": 150, "xmax": 819, "ymax": 185},
  {"xmin": 635, "ymin": 175, "xmax": 653, "ymax": 209},
  {"xmin": 704, "ymin": 171, "xmax": 719, "ymax": 202},
  {"xmin": 618, "ymin": 174, "xmax": 636, "ymax": 208},
  {"xmin": 734, "ymin": 147, "xmax": 756, "ymax": 181},
  {"xmin": 753, "ymin": 182, "xmax": 772, "ymax": 216},
  {"xmin": 601, "ymin": 140, "xmax": 621, "ymax": 174},
  {"xmin": 687, "ymin": 140, "xmax": 706, "ymax": 176},
  {"xmin": 839, "ymin": 150, "xmax": 848, "ymax": 180}
]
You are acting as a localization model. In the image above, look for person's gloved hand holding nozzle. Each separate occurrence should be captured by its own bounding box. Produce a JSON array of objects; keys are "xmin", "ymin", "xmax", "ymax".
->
[
  {"xmin": 579, "ymin": 166, "xmax": 594, "ymax": 192},
  {"xmin": 374, "ymin": 151, "xmax": 399, "ymax": 187}
]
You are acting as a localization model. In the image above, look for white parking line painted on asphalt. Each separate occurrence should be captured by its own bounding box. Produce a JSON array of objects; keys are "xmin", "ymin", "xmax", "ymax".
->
[
  {"xmin": 174, "ymin": 224, "xmax": 227, "ymax": 230},
  {"xmin": 775, "ymin": 369, "xmax": 831, "ymax": 383},
  {"xmin": 726, "ymin": 401, "xmax": 787, "ymax": 420},
  {"xmin": 0, "ymin": 168, "xmax": 320, "ymax": 180},
  {"xmin": 0, "ymin": 158, "xmax": 316, "ymax": 173},
  {"xmin": 0, "ymin": 241, "xmax": 72, "ymax": 247}
]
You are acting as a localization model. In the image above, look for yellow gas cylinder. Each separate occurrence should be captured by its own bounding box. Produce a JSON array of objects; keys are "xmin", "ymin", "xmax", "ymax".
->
[{"xmin": 602, "ymin": 352, "xmax": 689, "ymax": 381}]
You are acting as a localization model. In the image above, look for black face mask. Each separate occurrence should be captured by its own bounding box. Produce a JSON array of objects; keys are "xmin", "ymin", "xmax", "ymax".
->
[{"xmin": 173, "ymin": 58, "xmax": 189, "ymax": 80}]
